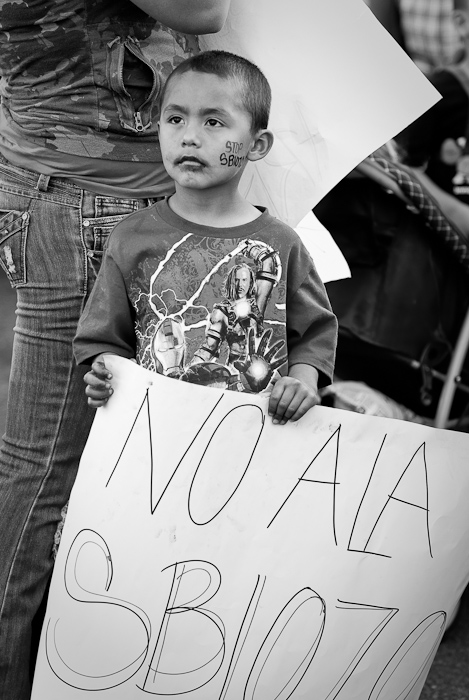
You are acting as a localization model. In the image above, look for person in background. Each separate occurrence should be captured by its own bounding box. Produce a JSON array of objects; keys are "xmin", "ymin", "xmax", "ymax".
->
[
  {"xmin": 367, "ymin": 0, "xmax": 464, "ymax": 74},
  {"xmin": 74, "ymin": 50, "xmax": 338, "ymax": 424},
  {"xmin": 393, "ymin": 0, "xmax": 469, "ymax": 206},
  {"xmin": 0, "ymin": 2, "xmax": 231, "ymax": 699}
]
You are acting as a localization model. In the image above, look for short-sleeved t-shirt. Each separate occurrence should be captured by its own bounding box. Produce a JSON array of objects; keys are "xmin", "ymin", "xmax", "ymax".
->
[{"xmin": 74, "ymin": 199, "xmax": 338, "ymax": 393}]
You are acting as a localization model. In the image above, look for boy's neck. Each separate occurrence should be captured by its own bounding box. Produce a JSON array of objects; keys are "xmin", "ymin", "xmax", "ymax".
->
[{"xmin": 168, "ymin": 186, "xmax": 262, "ymax": 228}]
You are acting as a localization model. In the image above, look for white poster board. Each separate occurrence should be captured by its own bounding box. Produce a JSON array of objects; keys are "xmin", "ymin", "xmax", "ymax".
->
[
  {"xmin": 294, "ymin": 210, "xmax": 351, "ymax": 283},
  {"xmin": 31, "ymin": 2, "xmax": 455, "ymax": 695},
  {"xmin": 201, "ymin": 0, "xmax": 441, "ymax": 227},
  {"xmin": 32, "ymin": 357, "xmax": 469, "ymax": 699}
]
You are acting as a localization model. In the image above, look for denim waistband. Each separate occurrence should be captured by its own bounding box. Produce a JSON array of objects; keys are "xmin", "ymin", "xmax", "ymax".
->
[
  {"xmin": 0, "ymin": 153, "xmax": 160, "ymax": 208},
  {"xmin": 0, "ymin": 153, "xmax": 83, "ymax": 199}
]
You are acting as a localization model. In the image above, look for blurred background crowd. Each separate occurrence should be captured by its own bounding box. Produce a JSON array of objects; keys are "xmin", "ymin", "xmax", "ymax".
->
[
  {"xmin": 316, "ymin": 3, "xmax": 469, "ymax": 696},
  {"xmin": 316, "ymin": 0, "xmax": 469, "ymax": 434}
]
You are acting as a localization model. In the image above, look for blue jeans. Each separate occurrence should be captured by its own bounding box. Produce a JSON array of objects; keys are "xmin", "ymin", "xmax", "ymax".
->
[{"xmin": 0, "ymin": 155, "xmax": 158, "ymax": 699}]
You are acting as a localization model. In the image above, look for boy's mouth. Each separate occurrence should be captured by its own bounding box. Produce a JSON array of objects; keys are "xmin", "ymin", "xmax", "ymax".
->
[{"xmin": 177, "ymin": 156, "xmax": 205, "ymax": 166}]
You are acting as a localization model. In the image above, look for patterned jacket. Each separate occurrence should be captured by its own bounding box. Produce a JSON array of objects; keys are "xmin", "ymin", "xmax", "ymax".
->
[{"xmin": 0, "ymin": 0, "xmax": 199, "ymax": 161}]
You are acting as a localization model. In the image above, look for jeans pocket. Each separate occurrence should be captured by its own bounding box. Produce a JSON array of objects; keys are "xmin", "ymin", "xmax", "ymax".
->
[
  {"xmin": 84, "ymin": 214, "xmax": 130, "ymax": 257},
  {"xmin": 91, "ymin": 225, "xmax": 114, "ymax": 255},
  {"xmin": 0, "ymin": 209, "xmax": 30, "ymax": 287},
  {"xmin": 83, "ymin": 213, "xmax": 130, "ymax": 288}
]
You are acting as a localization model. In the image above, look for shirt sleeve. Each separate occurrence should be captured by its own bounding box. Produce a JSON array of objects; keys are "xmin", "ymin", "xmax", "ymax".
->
[
  {"xmin": 73, "ymin": 248, "xmax": 136, "ymax": 365},
  {"xmin": 286, "ymin": 240, "xmax": 338, "ymax": 387}
]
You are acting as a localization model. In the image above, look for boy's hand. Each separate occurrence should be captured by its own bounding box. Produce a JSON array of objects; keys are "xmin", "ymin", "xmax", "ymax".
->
[
  {"xmin": 268, "ymin": 364, "xmax": 320, "ymax": 425},
  {"xmin": 84, "ymin": 354, "xmax": 114, "ymax": 408}
]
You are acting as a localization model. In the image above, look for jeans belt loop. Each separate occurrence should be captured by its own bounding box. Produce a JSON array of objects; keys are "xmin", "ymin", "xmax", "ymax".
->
[{"xmin": 36, "ymin": 174, "xmax": 50, "ymax": 192}]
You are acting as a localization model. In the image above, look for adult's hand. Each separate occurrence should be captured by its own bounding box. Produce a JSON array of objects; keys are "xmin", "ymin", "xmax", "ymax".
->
[{"xmin": 129, "ymin": 0, "xmax": 231, "ymax": 34}]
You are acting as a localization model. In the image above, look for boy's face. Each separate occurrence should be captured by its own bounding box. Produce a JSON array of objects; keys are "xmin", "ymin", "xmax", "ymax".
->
[{"xmin": 159, "ymin": 70, "xmax": 256, "ymax": 192}]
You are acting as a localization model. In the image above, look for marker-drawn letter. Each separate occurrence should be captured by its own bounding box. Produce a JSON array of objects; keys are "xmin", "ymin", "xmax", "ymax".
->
[
  {"xmin": 325, "ymin": 600, "xmax": 398, "ymax": 699},
  {"xmin": 105, "ymin": 391, "xmax": 225, "ymax": 516},
  {"xmin": 268, "ymin": 427, "xmax": 340, "ymax": 544},
  {"xmin": 45, "ymin": 529, "xmax": 150, "ymax": 691},
  {"xmin": 219, "ymin": 576, "xmax": 267, "ymax": 700},
  {"xmin": 368, "ymin": 612, "xmax": 446, "ymax": 699},
  {"xmin": 142, "ymin": 560, "xmax": 225, "ymax": 694},
  {"xmin": 349, "ymin": 442, "xmax": 432, "ymax": 558},
  {"xmin": 243, "ymin": 588, "xmax": 326, "ymax": 700},
  {"xmin": 189, "ymin": 405, "xmax": 264, "ymax": 525}
]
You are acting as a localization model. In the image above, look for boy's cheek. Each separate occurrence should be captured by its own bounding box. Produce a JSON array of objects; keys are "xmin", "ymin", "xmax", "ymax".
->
[
  {"xmin": 160, "ymin": 145, "xmax": 175, "ymax": 169},
  {"xmin": 219, "ymin": 138, "xmax": 248, "ymax": 168},
  {"xmin": 218, "ymin": 151, "xmax": 247, "ymax": 168}
]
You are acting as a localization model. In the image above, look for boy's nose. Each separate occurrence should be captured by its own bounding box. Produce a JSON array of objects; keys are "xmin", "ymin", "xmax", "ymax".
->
[{"xmin": 181, "ymin": 124, "xmax": 201, "ymax": 146}]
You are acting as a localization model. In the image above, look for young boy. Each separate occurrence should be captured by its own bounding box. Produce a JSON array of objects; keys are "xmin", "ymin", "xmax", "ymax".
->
[{"xmin": 74, "ymin": 50, "xmax": 338, "ymax": 425}]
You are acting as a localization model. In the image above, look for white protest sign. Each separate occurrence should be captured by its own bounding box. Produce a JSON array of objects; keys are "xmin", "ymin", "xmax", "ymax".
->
[
  {"xmin": 294, "ymin": 210, "xmax": 351, "ymax": 283},
  {"xmin": 201, "ymin": 0, "xmax": 441, "ymax": 227},
  {"xmin": 33, "ymin": 356, "xmax": 469, "ymax": 700}
]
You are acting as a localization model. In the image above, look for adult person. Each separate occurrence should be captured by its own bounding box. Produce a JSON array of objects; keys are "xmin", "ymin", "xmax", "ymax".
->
[
  {"xmin": 366, "ymin": 0, "xmax": 464, "ymax": 74},
  {"xmin": 0, "ymin": 2, "xmax": 231, "ymax": 698},
  {"xmin": 394, "ymin": 0, "xmax": 469, "ymax": 206}
]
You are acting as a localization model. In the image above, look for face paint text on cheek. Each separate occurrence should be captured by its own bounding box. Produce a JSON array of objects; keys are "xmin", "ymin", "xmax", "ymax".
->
[
  {"xmin": 226, "ymin": 140, "xmax": 243, "ymax": 154},
  {"xmin": 220, "ymin": 141, "xmax": 247, "ymax": 168}
]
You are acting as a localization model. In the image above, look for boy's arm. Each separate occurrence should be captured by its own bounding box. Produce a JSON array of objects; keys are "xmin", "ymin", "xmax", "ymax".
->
[
  {"xmin": 74, "ymin": 250, "xmax": 137, "ymax": 367},
  {"xmin": 267, "ymin": 242, "xmax": 337, "ymax": 425},
  {"xmin": 286, "ymin": 269, "xmax": 338, "ymax": 389}
]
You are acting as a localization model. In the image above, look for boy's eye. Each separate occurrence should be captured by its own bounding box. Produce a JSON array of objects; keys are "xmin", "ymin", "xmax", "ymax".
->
[
  {"xmin": 206, "ymin": 118, "xmax": 223, "ymax": 127},
  {"xmin": 168, "ymin": 115, "xmax": 183, "ymax": 124}
]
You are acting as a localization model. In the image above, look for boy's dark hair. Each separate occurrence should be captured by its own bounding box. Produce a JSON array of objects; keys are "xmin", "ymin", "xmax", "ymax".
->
[{"xmin": 160, "ymin": 50, "xmax": 271, "ymax": 132}]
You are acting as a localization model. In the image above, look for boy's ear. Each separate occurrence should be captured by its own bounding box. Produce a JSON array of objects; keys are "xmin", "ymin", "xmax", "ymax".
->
[{"xmin": 247, "ymin": 129, "xmax": 274, "ymax": 162}]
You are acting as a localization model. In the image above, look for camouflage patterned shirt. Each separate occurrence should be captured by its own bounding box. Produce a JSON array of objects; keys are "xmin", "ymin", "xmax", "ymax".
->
[{"xmin": 0, "ymin": 0, "xmax": 200, "ymax": 164}]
